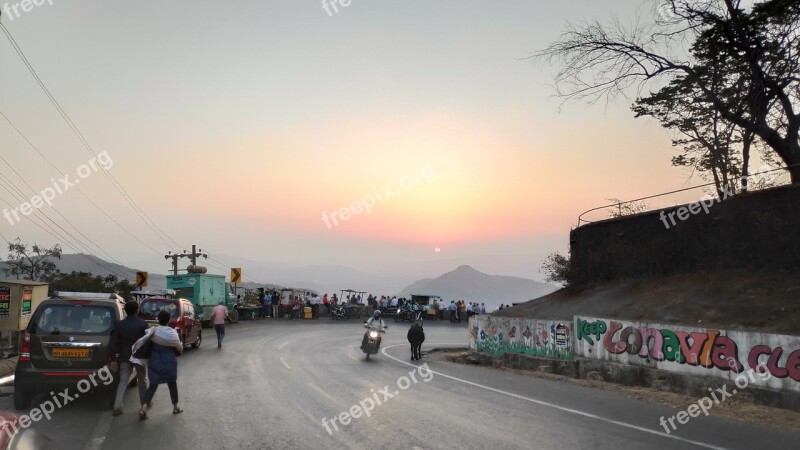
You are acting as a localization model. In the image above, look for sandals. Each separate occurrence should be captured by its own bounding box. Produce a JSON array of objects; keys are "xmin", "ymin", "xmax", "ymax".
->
[
  {"xmin": 172, "ymin": 407, "xmax": 184, "ymax": 415},
  {"xmin": 138, "ymin": 408, "xmax": 148, "ymax": 420}
]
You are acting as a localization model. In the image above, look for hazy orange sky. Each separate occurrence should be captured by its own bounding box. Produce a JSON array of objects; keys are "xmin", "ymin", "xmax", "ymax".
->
[{"xmin": 0, "ymin": 1, "xmax": 723, "ymax": 282}]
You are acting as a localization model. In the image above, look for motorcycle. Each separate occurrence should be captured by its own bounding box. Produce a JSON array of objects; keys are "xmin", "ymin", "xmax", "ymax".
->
[
  {"xmin": 394, "ymin": 308, "xmax": 421, "ymax": 323},
  {"xmin": 332, "ymin": 305, "xmax": 350, "ymax": 320},
  {"xmin": 361, "ymin": 323, "xmax": 387, "ymax": 360}
]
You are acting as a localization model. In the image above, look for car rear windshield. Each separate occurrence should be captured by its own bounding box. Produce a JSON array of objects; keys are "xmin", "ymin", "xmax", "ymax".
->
[
  {"xmin": 32, "ymin": 305, "xmax": 115, "ymax": 335},
  {"xmin": 139, "ymin": 301, "xmax": 179, "ymax": 319}
]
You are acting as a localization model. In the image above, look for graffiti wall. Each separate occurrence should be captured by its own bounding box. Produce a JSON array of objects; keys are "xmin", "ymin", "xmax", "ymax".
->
[
  {"xmin": 469, "ymin": 316, "xmax": 575, "ymax": 359},
  {"xmin": 575, "ymin": 316, "xmax": 800, "ymax": 392}
]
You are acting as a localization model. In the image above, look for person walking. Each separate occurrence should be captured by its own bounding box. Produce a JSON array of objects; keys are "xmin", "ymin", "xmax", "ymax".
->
[
  {"xmin": 134, "ymin": 310, "xmax": 184, "ymax": 420},
  {"xmin": 211, "ymin": 301, "xmax": 228, "ymax": 348},
  {"xmin": 109, "ymin": 301, "xmax": 149, "ymax": 416},
  {"xmin": 272, "ymin": 292, "xmax": 280, "ymax": 318}
]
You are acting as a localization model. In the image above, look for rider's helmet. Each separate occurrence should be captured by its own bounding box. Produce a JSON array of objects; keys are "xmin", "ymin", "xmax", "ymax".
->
[{"xmin": 373, "ymin": 310, "xmax": 381, "ymax": 319}]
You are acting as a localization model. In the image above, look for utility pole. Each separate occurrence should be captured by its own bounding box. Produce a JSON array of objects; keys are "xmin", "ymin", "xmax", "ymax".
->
[{"xmin": 164, "ymin": 245, "xmax": 208, "ymax": 275}]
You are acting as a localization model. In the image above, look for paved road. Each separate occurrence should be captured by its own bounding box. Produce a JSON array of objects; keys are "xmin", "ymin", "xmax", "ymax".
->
[{"xmin": 2, "ymin": 319, "xmax": 798, "ymax": 449}]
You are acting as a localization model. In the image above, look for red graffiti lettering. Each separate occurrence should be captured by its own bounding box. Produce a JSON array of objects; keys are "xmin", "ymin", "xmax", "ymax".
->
[
  {"xmin": 747, "ymin": 345, "xmax": 771, "ymax": 370},
  {"xmin": 767, "ymin": 347, "xmax": 789, "ymax": 378},
  {"xmin": 787, "ymin": 350, "xmax": 800, "ymax": 382},
  {"xmin": 620, "ymin": 327, "xmax": 642, "ymax": 355},
  {"xmin": 748, "ymin": 346, "xmax": 800, "ymax": 381},
  {"xmin": 709, "ymin": 336, "xmax": 742, "ymax": 372},
  {"xmin": 603, "ymin": 321, "xmax": 626, "ymax": 354}
]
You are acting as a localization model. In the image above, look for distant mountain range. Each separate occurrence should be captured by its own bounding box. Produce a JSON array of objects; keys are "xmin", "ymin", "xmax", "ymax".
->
[
  {"xmin": 0, "ymin": 256, "xmax": 556, "ymax": 308},
  {"xmin": 396, "ymin": 265, "xmax": 557, "ymax": 310}
]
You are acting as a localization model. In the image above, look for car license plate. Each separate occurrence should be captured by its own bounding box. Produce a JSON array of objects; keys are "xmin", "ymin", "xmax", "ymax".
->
[{"xmin": 51, "ymin": 348, "xmax": 90, "ymax": 358}]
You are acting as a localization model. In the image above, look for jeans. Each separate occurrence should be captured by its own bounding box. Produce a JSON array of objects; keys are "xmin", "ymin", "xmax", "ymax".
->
[
  {"xmin": 113, "ymin": 362, "xmax": 148, "ymax": 410},
  {"xmin": 143, "ymin": 380, "xmax": 178, "ymax": 406},
  {"xmin": 215, "ymin": 325, "xmax": 225, "ymax": 343},
  {"xmin": 272, "ymin": 305, "xmax": 280, "ymax": 317}
]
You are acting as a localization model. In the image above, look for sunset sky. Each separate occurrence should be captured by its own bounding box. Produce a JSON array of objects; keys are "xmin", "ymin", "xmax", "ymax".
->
[{"xmin": 0, "ymin": 1, "xmax": 718, "ymax": 282}]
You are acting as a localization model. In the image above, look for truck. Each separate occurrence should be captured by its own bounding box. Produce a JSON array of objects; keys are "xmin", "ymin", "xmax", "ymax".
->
[{"xmin": 166, "ymin": 273, "xmax": 238, "ymax": 326}]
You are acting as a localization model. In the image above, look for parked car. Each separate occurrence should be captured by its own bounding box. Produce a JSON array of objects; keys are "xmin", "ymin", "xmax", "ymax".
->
[
  {"xmin": 138, "ymin": 297, "xmax": 202, "ymax": 349},
  {"xmin": 13, "ymin": 292, "xmax": 126, "ymax": 410}
]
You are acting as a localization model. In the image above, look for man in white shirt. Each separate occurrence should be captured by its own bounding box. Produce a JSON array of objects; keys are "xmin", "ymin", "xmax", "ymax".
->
[
  {"xmin": 390, "ymin": 297, "xmax": 398, "ymax": 308},
  {"xmin": 311, "ymin": 294, "xmax": 321, "ymax": 319}
]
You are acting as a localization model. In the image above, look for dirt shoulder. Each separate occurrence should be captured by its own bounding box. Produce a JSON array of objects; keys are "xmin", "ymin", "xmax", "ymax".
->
[{"xmin": 428, "ymin": 350, "xmax": 800, "ymax": 433}]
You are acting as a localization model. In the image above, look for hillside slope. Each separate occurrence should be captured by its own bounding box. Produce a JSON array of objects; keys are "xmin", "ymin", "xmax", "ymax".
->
[{"xmin": 494, "ymin": 271, "xmax": 800, "ymax": 334}]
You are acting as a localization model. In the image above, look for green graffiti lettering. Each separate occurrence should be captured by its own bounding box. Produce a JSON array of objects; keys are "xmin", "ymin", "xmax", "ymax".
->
[
  {"xmin": 577, "ymin": 318, "xmax": 607, "ymax": 345},
  {"xmin": 660, "ymin": 329, "xmax": 685, "ymax": 363}
]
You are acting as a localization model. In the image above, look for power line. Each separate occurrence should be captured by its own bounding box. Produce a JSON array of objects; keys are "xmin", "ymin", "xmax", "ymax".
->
[
  {"xmin": 0, "ymin": 152, "xmax": 126, "ymax": 267},
  {"xmin": 0, "ymin": 189, "xmax": 131, "ymax": 280},
  {"xmin": 0, "ymin": 110, "xmax": 168, "ymax": 256},
  {"xmin": 0, "ymin": 23, "xmax": 181, "ymax": 251}
]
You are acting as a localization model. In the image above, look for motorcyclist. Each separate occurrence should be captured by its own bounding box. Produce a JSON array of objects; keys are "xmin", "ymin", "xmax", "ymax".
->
[{"xmin": 361, "ymin": 310, "xmax": 387, "ymax": 351}]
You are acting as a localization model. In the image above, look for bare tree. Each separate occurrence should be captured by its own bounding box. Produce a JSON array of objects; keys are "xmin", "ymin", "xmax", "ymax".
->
[
  {"xmin": 3, "ymin": 238, "xmax": 62, "ymax": 281},
  {"xmin": 536, "ymin": 0, "xmax": 800, "ymax": 182},
  {"xmin": 605, "ymin": 198, "xmax": 650, "ymax": 218}
]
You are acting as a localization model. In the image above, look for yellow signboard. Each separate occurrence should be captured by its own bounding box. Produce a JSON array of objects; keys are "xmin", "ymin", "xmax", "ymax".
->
[
  {"xmin": 136, "ymin": 271, "xmax": 148, "ymax": 287},
  {"xmin": 231, "ymin": 268, "xmax": 242, "ymax": 283}
]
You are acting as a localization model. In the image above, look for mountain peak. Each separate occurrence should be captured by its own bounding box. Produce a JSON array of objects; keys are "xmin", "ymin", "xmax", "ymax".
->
[{"xmin": 397, "ymin": 265, "xmax": 557, "ymax": 308}]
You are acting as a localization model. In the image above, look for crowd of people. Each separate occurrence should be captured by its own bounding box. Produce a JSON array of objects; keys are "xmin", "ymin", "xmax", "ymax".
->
[{"xmin": 231, "ymin": 288, "xmax": 493, "ymax": 323}]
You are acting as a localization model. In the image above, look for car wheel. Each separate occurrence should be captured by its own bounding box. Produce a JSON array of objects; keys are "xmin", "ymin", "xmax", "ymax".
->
[
  {"xmin": 191, "ymin": 330, "xmax": 202, "ymax": 349},
  {"xmin": 14, "ymin": 389, "xmax": 32, "ymax": 410}
]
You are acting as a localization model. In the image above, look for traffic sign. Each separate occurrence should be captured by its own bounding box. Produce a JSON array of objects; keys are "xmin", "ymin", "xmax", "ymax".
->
[
  {"xmin": 231, "ymin": 268, "xmax": 242, "ymax": 283},
  {"xmin": 136, "ymin": 271, "xmax": 148, "ymax": 287}
]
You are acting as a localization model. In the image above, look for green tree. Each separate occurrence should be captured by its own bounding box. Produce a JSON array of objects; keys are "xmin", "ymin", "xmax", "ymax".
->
[
  {"xmin": 540, "ymin": 252, "xmax": 574, "ymax": 287},
  {"xmin": 46, "ymin": 271, "xmax": 134, "ymax": 301}
]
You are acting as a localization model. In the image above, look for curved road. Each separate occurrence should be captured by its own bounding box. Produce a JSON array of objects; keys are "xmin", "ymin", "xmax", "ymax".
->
[{"xmin": 3, "ymin": 319, "xmax": 798, "ymax": 449}]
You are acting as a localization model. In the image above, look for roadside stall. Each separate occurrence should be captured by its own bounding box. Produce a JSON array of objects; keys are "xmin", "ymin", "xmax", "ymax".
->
[
  {"xmin": 411, "ymin": 294, "xmax": 443, "ymax": 320},
  {"xmin": 0, "ymin": 280, "xmax": 49, "ymax": 393},
  {"xmin": 340, "ymin": 289, "xmax": 369, "ymax": 318}
]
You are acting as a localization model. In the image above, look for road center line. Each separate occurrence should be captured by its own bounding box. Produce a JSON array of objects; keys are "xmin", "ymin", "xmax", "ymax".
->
[
  {"xmin": 280, "ymin": 356, "xmax": 292, "ymax": 370},
  {"xmin": 381, "ymin": 343, "xmax": 727, "ymax": 450}
]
